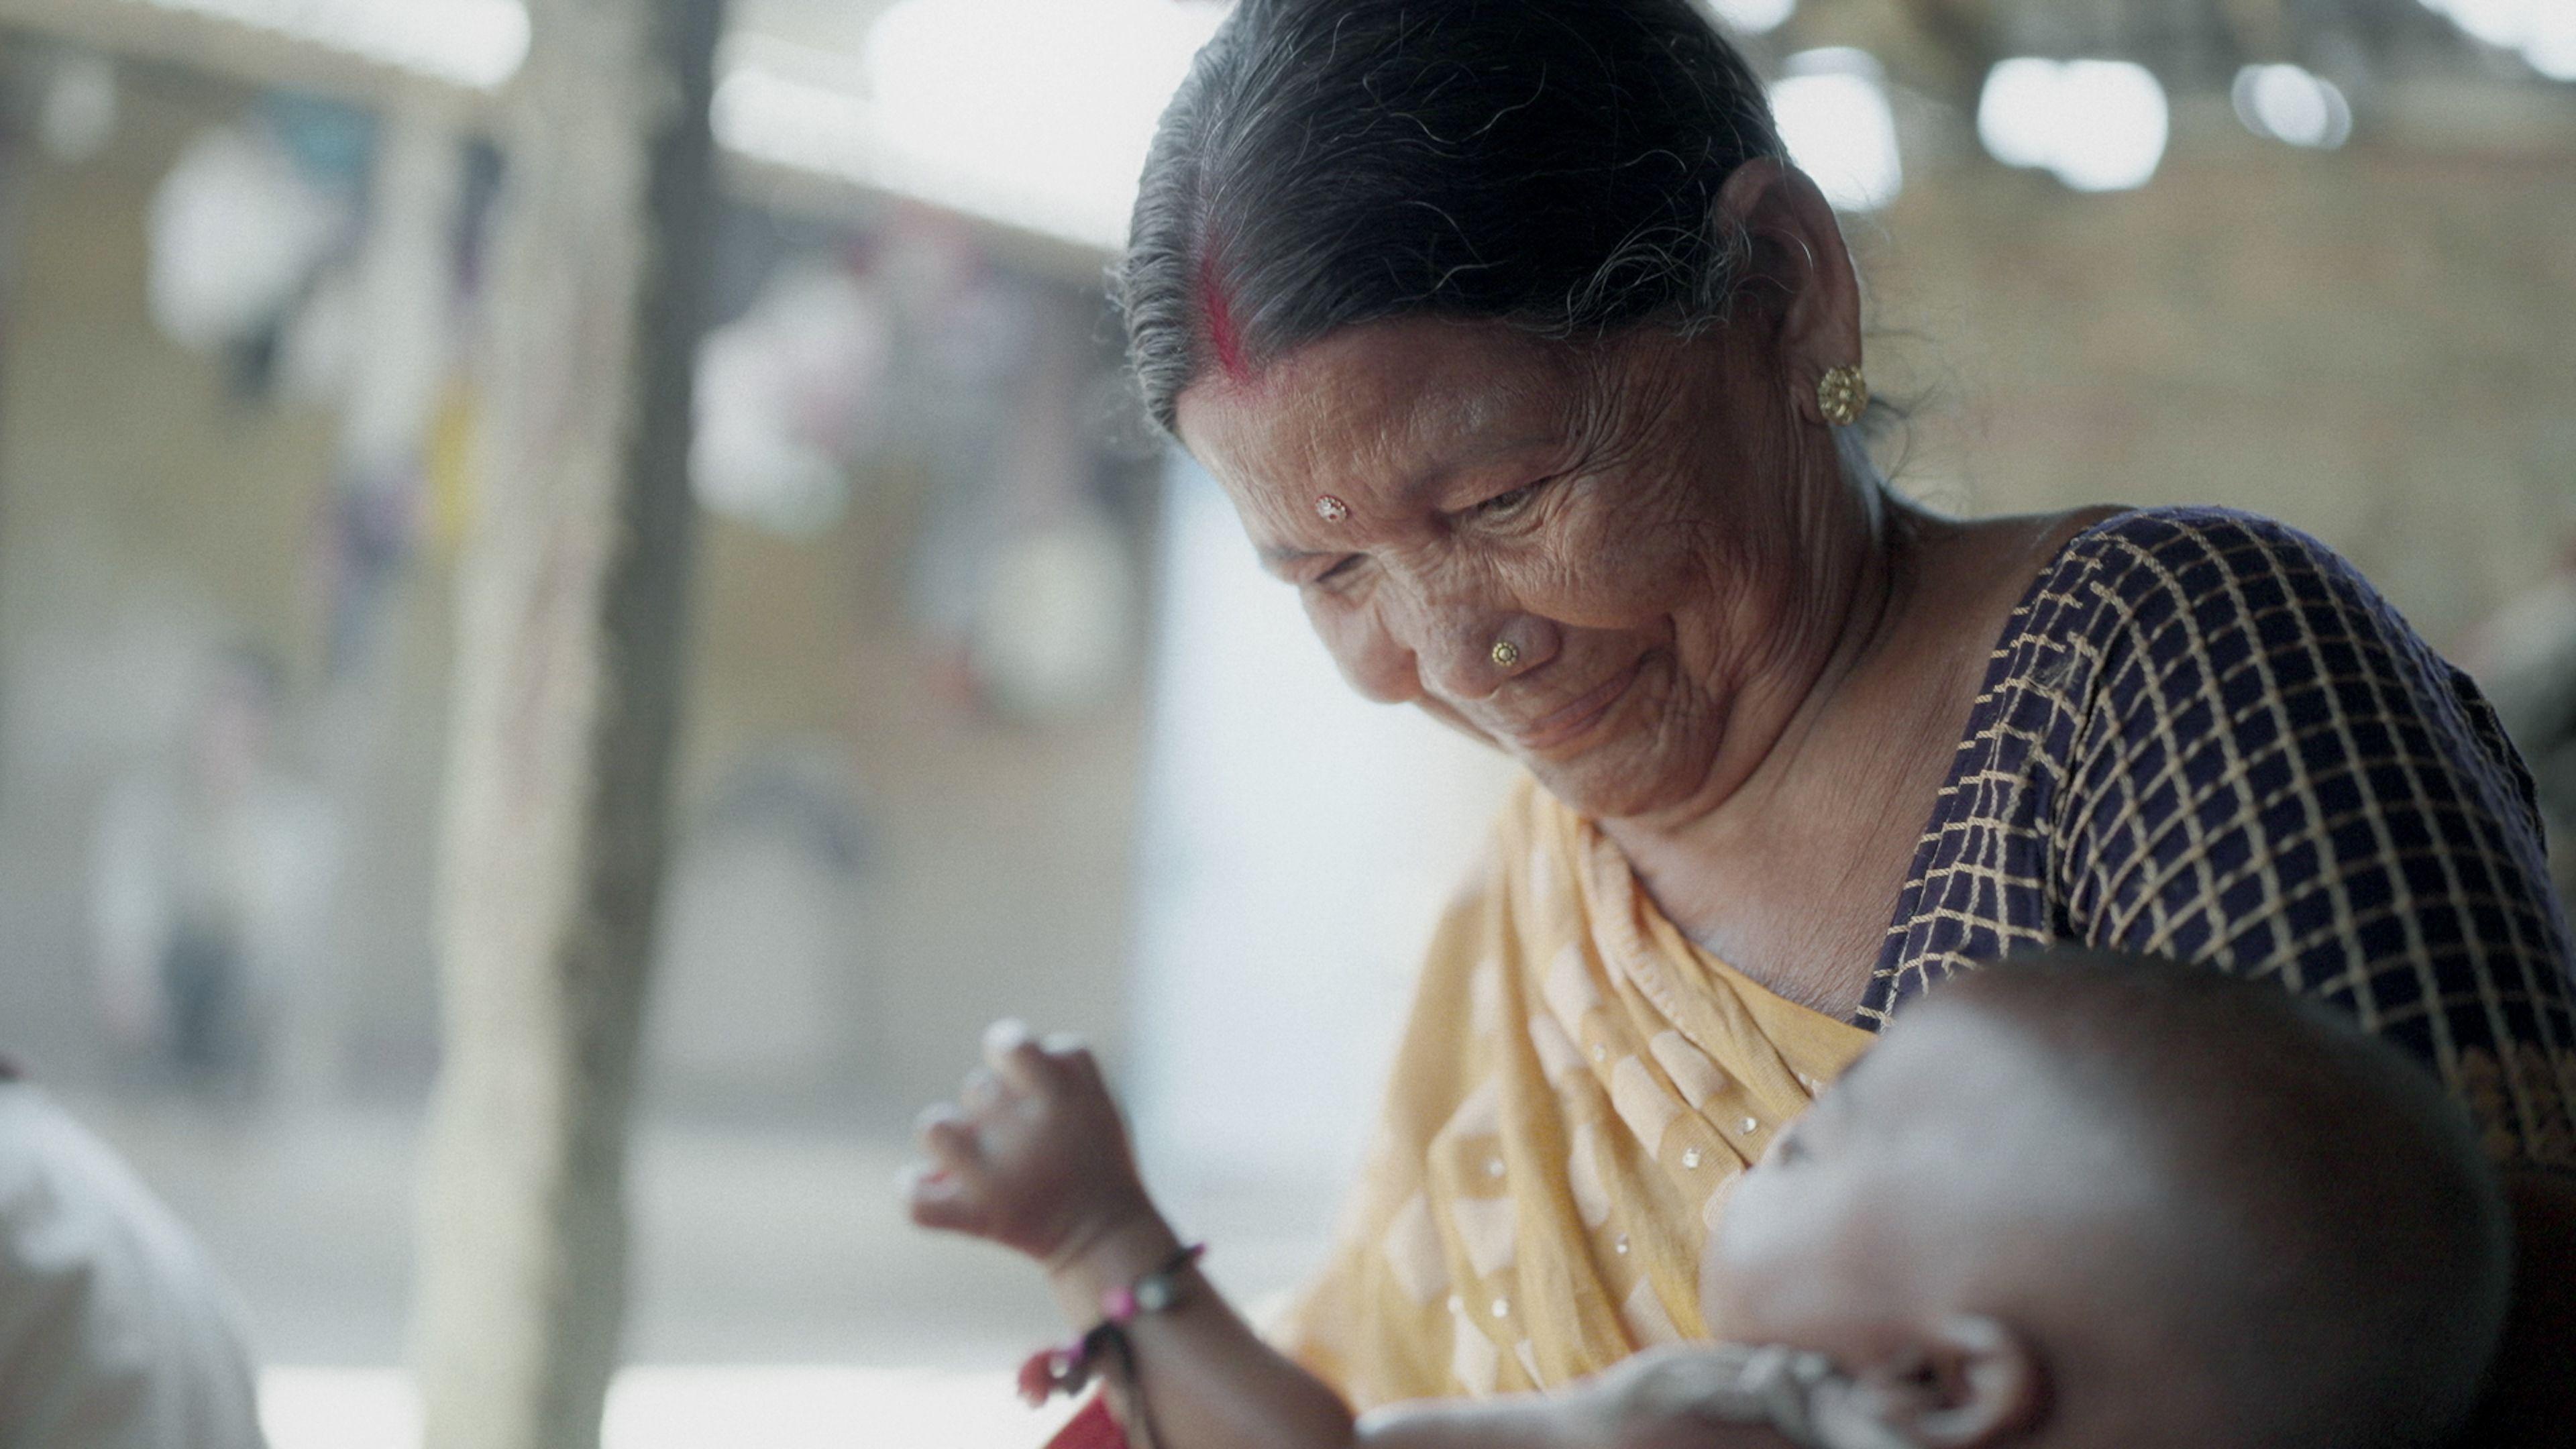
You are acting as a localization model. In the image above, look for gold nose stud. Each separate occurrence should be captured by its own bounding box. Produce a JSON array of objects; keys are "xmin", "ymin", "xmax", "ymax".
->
[{"xmin": 1491, "ymin": 640, "xmax": 1521, "ymax": 669}]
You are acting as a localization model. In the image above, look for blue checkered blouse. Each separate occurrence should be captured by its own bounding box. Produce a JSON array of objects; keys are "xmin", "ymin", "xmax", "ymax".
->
[{"xmin": 1867, "ymin": 507, "xmax": 2576, "ymax": 1171}]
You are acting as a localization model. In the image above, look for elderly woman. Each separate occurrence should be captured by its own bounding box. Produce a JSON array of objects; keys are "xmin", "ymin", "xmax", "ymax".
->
[{"xmin": 945, "ymin": 0, "xmax": 2576, "ymax": 1441}]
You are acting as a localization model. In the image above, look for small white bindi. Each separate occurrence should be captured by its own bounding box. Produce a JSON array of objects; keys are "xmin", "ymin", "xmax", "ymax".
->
[{"xmin": 1315, "ymin": 494, "xmax": 1351, "ymax": 522}]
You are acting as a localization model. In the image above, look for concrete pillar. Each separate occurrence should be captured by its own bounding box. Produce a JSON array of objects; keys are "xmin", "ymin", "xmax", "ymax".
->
[{"xmin": 409, "ymin": 1, "xmax": 721, "ymax": 1446}]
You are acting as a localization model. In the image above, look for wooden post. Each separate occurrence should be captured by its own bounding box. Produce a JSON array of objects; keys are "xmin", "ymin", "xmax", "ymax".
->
[{"xmin": 410, "ymin": 1, "xmax": 720, "ymax": 1446}]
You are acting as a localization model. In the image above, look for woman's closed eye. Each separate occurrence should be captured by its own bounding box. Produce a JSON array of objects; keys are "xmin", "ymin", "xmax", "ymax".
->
[
  {"xmin": 1307, "ymin": 553, "xmax": 1368, "ymax": 589},
  {"xmin": 1471, "ymin": 480, "xmax": 1548, "ymax": 523}
]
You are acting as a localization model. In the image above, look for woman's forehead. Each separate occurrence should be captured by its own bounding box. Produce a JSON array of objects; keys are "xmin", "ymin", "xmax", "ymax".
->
[{"xmin": 1174, "ymin": 318, "xmax": 1573, "ymax": 506}]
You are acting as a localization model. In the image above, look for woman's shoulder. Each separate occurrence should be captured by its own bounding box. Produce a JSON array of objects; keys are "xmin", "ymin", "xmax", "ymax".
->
[
  {"xmin": 1998, "ymin": 504, "xmax": 2459, "ymax": 696},
  {"xmin": 1947, "ymin": 502, "xmax": 2546, "ymax": 875},
  {"xmin": 2042, "ymin": 504, "xmax": 2378, "ymax": 625},
  {"xmin": 1984, "ymin": 506, "xmax": 2547, "ymax": 893}
]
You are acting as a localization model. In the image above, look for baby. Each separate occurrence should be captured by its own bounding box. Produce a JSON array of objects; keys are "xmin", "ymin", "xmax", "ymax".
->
[{"xmin": 904, "ymin": 949, "xmax": 2510, "ymax": 1449}]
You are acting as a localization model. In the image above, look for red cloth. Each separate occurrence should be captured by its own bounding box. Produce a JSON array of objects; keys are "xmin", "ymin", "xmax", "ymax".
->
[{"xmin": 1044, "ymin": 1395, "xmax": 1127, "ymax": 1449}]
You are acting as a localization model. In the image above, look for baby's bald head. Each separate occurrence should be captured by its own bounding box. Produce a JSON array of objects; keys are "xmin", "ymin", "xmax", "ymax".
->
[{"xmin": 1710, "ymin": 951, "xmax": 2511, "ymax": 1449}]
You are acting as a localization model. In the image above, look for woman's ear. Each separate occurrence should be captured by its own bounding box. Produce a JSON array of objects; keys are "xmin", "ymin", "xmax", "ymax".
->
[
  {"xmin": 1709, "ymin": 158, "xmax": 1864, "ymax": 418},
  {"xmin": 1853, "ymin": 1313, "xmax": 2046, "ymax": 1447}
]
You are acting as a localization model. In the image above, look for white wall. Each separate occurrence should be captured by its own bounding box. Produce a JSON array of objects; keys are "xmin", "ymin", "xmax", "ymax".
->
[{"xmin": 1126, "ymin": 456, "xmax": 1516, "ymax": 1205}]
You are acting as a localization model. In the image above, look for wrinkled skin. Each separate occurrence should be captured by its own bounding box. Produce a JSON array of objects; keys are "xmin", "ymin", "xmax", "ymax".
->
[
  {"xmin": 1179, "ymin": 315, "xmax": 1874, "ymax": 828},
  {"xmin": 1174, "ymin": 162, "xmax": 2112, "ymax": 1018}
]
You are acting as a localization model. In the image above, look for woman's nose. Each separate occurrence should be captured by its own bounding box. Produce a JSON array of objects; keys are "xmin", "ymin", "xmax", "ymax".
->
[{"xmin": 1414, "ymin": 611, "xmax": 1551, "ymax": 702}]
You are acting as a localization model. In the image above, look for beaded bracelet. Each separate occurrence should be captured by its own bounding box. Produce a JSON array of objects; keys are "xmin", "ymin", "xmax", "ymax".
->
[{"xmin": 1017, "ymin": 1241, "xmax": 1207, "ymax": 1407}]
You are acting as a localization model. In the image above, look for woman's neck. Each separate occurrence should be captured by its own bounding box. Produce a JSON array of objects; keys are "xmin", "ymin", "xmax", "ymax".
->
[
  {"xmin": 1772, "ymin": 486, "xmax": 1925, "ymax": 763},
  {"xmin": 1601, "ymin": 493, "xmax": 2116, "ymax": 1013},
  {"xmin": 1595, "ymin": 475, "xmax": 2037, "ymax": 1013},
  {"xmin": 1609, "ymin": 463, "xmax": 1930, "ymax": 845}
]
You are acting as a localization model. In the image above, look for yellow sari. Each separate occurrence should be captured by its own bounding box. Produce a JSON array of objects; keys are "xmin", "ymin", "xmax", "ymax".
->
[{"xmin": 1279, "ymin": 777, "xmax": 1874, "ymax": 1408}]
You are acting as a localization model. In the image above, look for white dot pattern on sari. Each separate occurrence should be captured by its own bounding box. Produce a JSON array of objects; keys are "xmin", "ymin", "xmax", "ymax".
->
[
  {"xmin": 1650, "ymin": 1030, "xmax": 1729, "ymax": 1108},
  {"xmin": 1279, "ymin": 775, "xmax": 1866, "ymax": 1409}
]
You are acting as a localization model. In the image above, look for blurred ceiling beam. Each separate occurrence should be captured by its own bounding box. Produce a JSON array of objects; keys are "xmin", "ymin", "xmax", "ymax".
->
[
  {"xmin": 0, "ymin": 0, "xmax": 495, "ymax": 127},
  {"xmin": 0, "ymin": 0, "xmax": 1118, "ymax": 277}
]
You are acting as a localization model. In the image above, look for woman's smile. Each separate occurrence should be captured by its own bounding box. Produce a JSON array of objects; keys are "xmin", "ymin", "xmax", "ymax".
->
[{"xmin": 1500, "ymin": 653, "xmax": 1648, "ymax": 756}]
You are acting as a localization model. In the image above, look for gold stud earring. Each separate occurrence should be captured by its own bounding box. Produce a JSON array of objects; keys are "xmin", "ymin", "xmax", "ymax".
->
[
  {"xmin": 1817, "ymin": 364, "xmax": 1868, "ymax": 427},
  {"xmin": 1491, "ymin": 639, "xmax": 1521, "ymax": 669}
]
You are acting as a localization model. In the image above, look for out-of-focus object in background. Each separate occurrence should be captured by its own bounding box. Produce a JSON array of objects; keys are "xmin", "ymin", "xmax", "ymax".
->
[
  {"xmin": 649, "ymin": 745, "xmax": 869, "ymax": 1100},
  {"xmin": 1707, "ymin": 0, "xmax": 1794, "ymax": 37},
  {"xmin": 89, "ymin": 650, "xmax": 341, "ymax": 1100},
  {"xmin": 2418, "ymin": 0, "xmax": 2576, "ymax": 81},
  {"xmin": 146, "ymin": 122, "xmax": 347, "ymax": 362},
  {"xmin": 36, "ymin": 52, "xmax": 119, "ymax": 166},
  {"xmin": 967, "ymin": 511, "xmax": 1136, "ymax": 722},
  {"xmin": 136, "ymin": 0, "xmax": 531, "ymax": 91},
  {"xmin": 893, "ymin": 248, "xmax": 1145, "ymax": 724},
  {"xmin": 2465, "ymin": 539, "xmax": 2576, "ymax": 906},
  {"xmin": 691, "ymin": 258, "xmax": 891, "ymax": 539},
  {"xmin": 1976, "ymin": 56, "xmax": 2170, "ymax": 192},
  {"xmin": 1770, "ymin": 48, "xmax": 1902, "ymax": 212},
  {"xmin": 0, "ymin": 1069, "xmax": 265, "ymax": 1449},
  {"xmin": 2232, "ymin": 64, "xmax": 2353, "ymax": 150}
]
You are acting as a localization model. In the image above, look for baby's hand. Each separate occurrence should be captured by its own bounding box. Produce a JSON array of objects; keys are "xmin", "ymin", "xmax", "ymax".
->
[
  {"xmin": 902, "ymin": 1020, "xmax": 1157, "ymax": 1269},
  {"xmin": 1356, "ymin": 1348, "xmax": 1807, "ymax": 1449}
]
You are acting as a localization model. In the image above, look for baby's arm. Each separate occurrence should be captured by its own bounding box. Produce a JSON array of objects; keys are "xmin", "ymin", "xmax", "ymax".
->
[
  {"xmin": 903, "ymin": 1020, "xmax": 1367, "ymax": 1448},
  {"xmin": 902, "ymin": 1023, "xmax": 1792, "ymax": 1449}
]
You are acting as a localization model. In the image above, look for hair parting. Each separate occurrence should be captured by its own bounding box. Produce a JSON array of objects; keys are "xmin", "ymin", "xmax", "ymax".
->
[{"xmin": 1115, "ymin": 0, "xmax": 1790, "ymax": 433}]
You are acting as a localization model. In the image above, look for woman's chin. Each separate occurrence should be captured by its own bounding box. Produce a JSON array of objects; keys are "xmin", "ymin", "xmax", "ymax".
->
[
  {"xmin": 1523, "ymin": 739, "xmax": 1710, "ymax": 822},
  {"xmin": 1517, "ymin": 673, "xmax": 1718, "ymax": 820}
]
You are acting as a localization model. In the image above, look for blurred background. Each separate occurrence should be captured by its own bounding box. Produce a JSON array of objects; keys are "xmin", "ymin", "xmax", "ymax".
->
[{"xmin": 0, "ymin": 0, "xmax": 2561, "ymax": 1445}]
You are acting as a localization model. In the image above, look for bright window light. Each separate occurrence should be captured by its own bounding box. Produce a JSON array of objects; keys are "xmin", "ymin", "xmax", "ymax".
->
[
  {"xmin": 2231, "ymin": 64, "xmax": 2352, "ymax": 149},
  {"xmin": 1974, "ymin": 58, "xmax": 2059, "ymax": 170},
  {"xmin": 2514, "ymin": 2, "xmax": 2576, "ymax": 79},
  {"xmin": 603, "ymin": 1366, "xmax": 1078, "ymax": 1449},
  {"xmin": 2426, "ymin": 0, "xmax": 2532, "ymax": 49},
  {"xmin": 1707, "ymin": 0, "xmax": 1796, "ymax": 36},
  {"xmin": 2534, "ymin": 11, "xmax": 2576, "ymax": 81},
  {"xmin": 1770, "ymin": 50, "xmax": 1902, "ymax": 211},
  {"xmin": 1976, "ymin": 57, "xmax": 2169, "ymax": 193},
  {"xmin": 715, "ymin": 0, "xmax": 1223, "ymax": 249},
  {"xmin": 861, "ymin": 0, "xmax": 1224, "ymax": 248},
  {"xmin": 262, "ymin": 1365, "xmax": 1078, "ymax": 1449},
  {"xmin": 260, "ymin": 1368, "xmax": 417, "ymax": 1449},
  {"xmin": 712, "ymin": 61, "xmax": 875, "ymax": 193},
  {"xmin": 2420, "ymin": 0, "xmax": 2576, "ymax": 79},
  {"xmin": 136, "ymin": 0, "xmax": 529, "ymax": 90}
]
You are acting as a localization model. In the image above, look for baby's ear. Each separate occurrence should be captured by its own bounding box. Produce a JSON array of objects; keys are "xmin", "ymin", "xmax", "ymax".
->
[{"xmin": 1850, "ymin": 1314, "xmax": 2044, "ymax": 1448}]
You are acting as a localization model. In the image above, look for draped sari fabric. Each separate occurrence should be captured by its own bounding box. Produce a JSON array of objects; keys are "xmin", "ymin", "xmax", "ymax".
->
[{"xmin": 1275, "ymin": 777, "xmax": 1873, "ymax": 1409}]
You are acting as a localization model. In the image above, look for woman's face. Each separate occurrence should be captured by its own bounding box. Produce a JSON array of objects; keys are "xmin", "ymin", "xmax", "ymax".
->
[{"xmin": 1173, "ymin": 315, "xmax": 1851, "ymax": 822}]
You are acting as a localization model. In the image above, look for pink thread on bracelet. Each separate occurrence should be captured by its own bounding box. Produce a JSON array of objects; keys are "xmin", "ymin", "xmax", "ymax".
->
[
  {"xmin": 1018, "ymin": 1242, "xmax": 1208, "ymax": 1408},
  {"xmin": 1102, "ymin": 1241, "xmax": 1205, "ymax": 1324}
]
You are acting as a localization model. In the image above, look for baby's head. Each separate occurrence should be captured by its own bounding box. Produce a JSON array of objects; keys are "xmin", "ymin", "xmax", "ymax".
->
[{"xmin": 1707, "ymin": 950, "xmax": 2510, "ymax": 1449}]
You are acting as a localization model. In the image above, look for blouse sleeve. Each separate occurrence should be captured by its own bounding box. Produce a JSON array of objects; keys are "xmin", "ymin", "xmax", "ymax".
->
[{"xmin": 2051, "ymin": 511, "xmax": 2576, "ymax": 1171}]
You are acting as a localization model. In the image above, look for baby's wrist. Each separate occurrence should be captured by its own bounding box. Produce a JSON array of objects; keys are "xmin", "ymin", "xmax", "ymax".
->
[{"xmin": 1044, "ymin": 1201, "xmax": 1183, "ymax": 1324}]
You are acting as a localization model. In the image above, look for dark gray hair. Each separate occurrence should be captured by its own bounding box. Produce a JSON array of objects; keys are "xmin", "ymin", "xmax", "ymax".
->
[{"xmin": 1116, "ymin": 0, "xmax": 1786, "ymax": 433}]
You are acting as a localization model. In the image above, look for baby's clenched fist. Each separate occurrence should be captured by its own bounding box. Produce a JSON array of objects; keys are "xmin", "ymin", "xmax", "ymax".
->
[{"xmin": 901, "ymin": 1020, "xmax": 1157, "ymax": 1270}]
